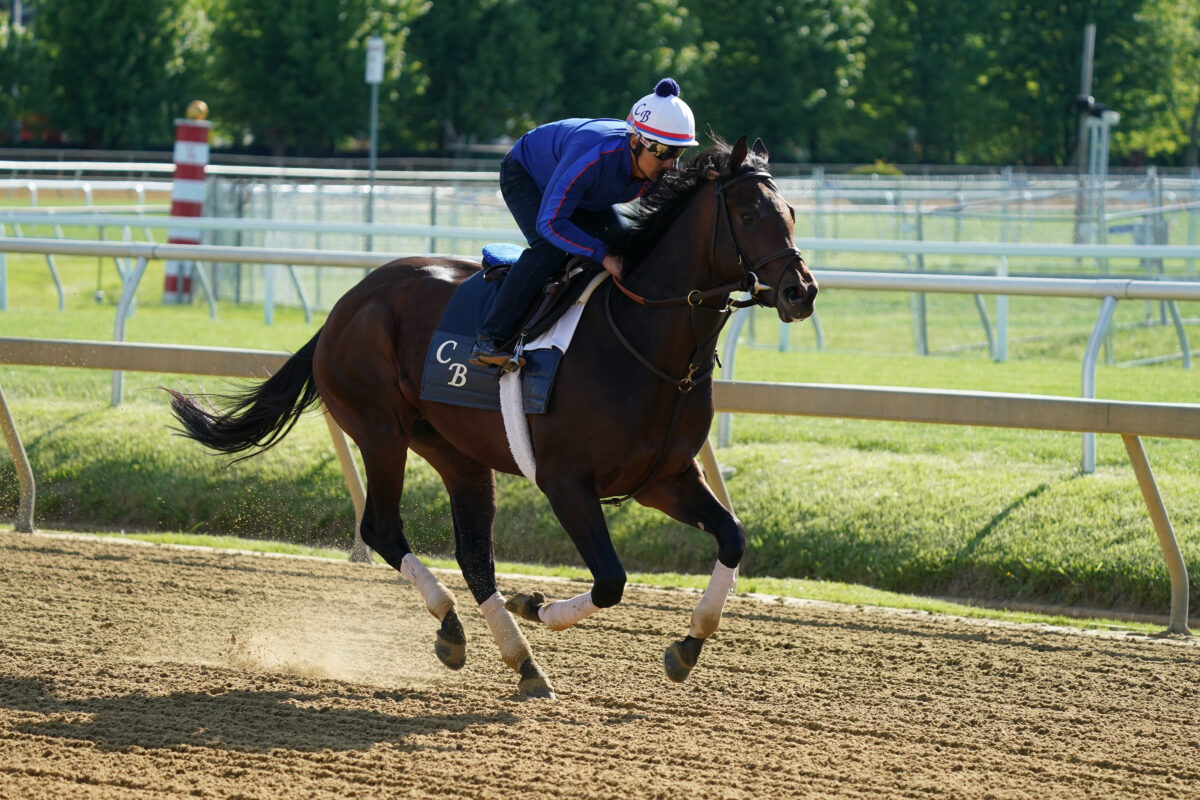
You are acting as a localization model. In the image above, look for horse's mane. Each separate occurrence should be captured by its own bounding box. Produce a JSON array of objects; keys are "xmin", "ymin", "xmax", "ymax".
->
[{"xmin": 609, "ymin": 134, "xmax": 769, "ymax": 268}]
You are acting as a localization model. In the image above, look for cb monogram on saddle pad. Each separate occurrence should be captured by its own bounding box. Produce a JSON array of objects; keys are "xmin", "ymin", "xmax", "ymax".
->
[
  {"xmin": 420, "ymin": 327, "xmax": 561, "ymax": 414},
  {"xmin": 419, "ymin": 243, "xmax": 608, "ymax": 414}
]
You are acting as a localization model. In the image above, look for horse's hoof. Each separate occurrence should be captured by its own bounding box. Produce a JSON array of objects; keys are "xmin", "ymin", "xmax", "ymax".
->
[
  {"xmin": 435, "ymin": 609, "xmax": 467, "ymax": 670},
  {"xmin": 517, "ymin": 658, "xmax": 556, "ymax": 700},
  {"xmin": 663, "ymin": 635, "xmax": 705, "ymax": 683},
  {"xmin": 505, "ymin": 591, "xmax": 546, "ymax": 624}
]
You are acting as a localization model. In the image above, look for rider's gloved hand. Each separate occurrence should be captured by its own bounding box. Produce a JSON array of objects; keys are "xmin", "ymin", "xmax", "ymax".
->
[{"xmin": 602, "ymin": 253, "xmax": 624, "ymax": 279}]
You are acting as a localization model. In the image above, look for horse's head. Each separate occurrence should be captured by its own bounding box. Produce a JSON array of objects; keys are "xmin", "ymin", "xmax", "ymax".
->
[{"xmin": 710, "ymin": 136, "xmax": 817, "ymax": 322}]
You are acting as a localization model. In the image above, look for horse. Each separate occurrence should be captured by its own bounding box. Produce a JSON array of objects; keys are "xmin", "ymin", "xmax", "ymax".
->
[{"xmin": 168, "ymin": 135, "xmax": 818, "ymax": 699}]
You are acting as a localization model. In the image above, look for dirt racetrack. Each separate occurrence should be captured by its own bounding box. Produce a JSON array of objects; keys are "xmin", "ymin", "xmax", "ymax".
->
[{"xmin": 2, "ymin": 531, "xmax": 1198, "ymax": 799}]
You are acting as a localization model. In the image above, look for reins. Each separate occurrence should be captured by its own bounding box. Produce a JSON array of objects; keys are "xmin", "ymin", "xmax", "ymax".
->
[{"xmin": 599, "ymin": 168, "xmax": 796, "ymax": 507}]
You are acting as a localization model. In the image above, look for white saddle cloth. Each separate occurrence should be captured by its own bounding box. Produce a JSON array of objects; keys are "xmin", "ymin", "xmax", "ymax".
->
[{"xmin": 499, "ymin": 271, "xmax": 610, "ymax": 483}]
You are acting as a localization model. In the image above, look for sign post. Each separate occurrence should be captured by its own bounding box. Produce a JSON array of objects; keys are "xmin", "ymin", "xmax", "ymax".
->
[{"xmin": 365, "ymin": 36, "xmax": 384, "ymax": 250}]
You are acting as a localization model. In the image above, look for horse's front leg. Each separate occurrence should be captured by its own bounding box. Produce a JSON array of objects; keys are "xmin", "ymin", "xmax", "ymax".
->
[
  {"xmin": 635, "ymin": 460, "xmax": 745, "ymax": 682},
  {"xmin": 411, "ymin": 428, "xmax": 554, "ymax": 699},
  {"xmin": 506, "ymin": 472, "xmax": 626, "ymax": 632}
]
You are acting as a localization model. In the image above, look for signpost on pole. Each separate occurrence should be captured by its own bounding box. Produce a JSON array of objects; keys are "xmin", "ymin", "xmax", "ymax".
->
[
  {"xmin": 365, "ymin": 36, "xmax": 384, "ymax": 252},
  {"xmin": 1073, "ymin": 23, "xmax": 1097, "ymax": 247}
]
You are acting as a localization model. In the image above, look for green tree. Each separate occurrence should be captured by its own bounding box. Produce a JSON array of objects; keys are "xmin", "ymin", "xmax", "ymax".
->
[
  {"xmin": 402, "ymin": 0, "xmax": 554, "ymax": 151},
  {"xmin": 403, "ymin": 0, "xmax": 705, "ymax": 153},
  {"xmin": 846, "ymin": 1, "xmax": 992, "ymax": 165},
  {"xmin": 33, "ymin": 0, "xmax": 202, "ymax": 148},
  {"xmin": 210, "ymin": 0, "xmax": 399, "ymax": 155},
  {"xmin": 980, "ymin": 0, "xmax": 1175, "ymax": 165},
  {"xmin": 1, "ymin": 8, "xmax": 51, "ymax": 143},
  {"xmin": 532, "ymin": 0, "xmax": 705, "ymax": 125},
  {"xmin": 687, "ymin": 0, "xmax": 871, "ymax": 161},
  {"xmin": 1116, "ymin": 0, "xmax": 1200, "ymax": 165}
]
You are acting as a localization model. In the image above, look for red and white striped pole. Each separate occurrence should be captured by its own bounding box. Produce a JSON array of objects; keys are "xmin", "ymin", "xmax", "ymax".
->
[{"xmin": 163, "ymin": 100, "xmax": 211, "ymax": 304}]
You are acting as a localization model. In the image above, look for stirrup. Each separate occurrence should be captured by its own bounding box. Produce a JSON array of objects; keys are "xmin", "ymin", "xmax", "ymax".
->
[{"xmin": 468, "ymin": 339, "xmax": 526, "ymax": 370}]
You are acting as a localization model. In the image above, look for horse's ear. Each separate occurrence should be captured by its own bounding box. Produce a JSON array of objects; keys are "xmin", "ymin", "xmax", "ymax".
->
[
  {"xmin": 752, "ymin": 138, "xmax": 770, "ymax": 162},
  {"xmin": 726, "ymin": 135, "xmax": 749, "ymax": 175}
]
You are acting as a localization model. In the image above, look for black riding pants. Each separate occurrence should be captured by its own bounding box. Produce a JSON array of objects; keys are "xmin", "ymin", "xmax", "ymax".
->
[{"xmin": 479, "ymin": 154, "xmax": 620, "ymax": 344}]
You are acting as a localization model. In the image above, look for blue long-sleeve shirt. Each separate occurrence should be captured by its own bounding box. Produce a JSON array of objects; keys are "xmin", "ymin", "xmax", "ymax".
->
[{"xmin": 510, "ymin": 118, "xmax": 652, "ymax": 262}]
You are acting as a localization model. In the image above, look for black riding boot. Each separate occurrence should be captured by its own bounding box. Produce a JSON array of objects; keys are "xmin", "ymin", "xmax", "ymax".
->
[{"xmin": 471, "ymin": 244, "xmax": 566, "ymax": 368}]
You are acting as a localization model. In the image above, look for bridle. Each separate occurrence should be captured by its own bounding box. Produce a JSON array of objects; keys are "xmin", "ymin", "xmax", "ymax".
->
[
  {"xmin": 606, "ymin": 168, "xmax": 806, "ymax": 391},
  {"xmin": 600, "ymin": 168, "xmax": 805, "ymax": 506},
  {"xmin": 610, "ymin": 169, "xmax": 804, "ymax": 311}
]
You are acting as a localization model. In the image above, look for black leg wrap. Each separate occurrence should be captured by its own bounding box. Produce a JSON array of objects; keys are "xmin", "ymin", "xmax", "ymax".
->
[
  {"xmin": 663, "ymin": 635, "xmax": 706, "ymax": 683},
  {"xmin": 591, "ymin": 574, "xmax": 626, "ymax": 608},
  {"xmin": 435, "ymin": 609, "xmax": 467, "ymax": 670},
  {"xmin": 717, "ymin": 547, "xmax": 745, "ymax": 570}
]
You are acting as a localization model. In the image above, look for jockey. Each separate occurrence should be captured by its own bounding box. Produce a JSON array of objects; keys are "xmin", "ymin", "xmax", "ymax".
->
[{"xmin": 468, "ymin": 78, "xmax": 700, "ymax": 368}]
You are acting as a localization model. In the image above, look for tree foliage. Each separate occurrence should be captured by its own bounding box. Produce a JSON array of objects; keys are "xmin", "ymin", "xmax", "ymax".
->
[
  {"xmin": 977, "ymin": 0, "xmax": 1178, "ymax": 166},
  {"xmin": 31, "ymin": 0, "xmax": 201, "ymax": 148},
  {"xmin": 532, "ymin": 0, "xmax": 706, "ymax": 124},
  {"xmin": 848, "ymin": 0, "xmax": 992, "ymax": 164},
  {"xmin": 688, "ymin": 0, "xmax": 872, "ymax": 161},
  {"xmin": 0, "ymin": 9, "xmax": 52, "ymax": 142},
  {"xmin": 401, "ymin": 0, "xmax": 703, "ymax": 151},
  {"xmin": 210, "ymin": 0, "xmax": 381, "ymax": 154},
  {"xmin": 9, "ymin": 0, "xmax": 1200, "ymax": 164}
]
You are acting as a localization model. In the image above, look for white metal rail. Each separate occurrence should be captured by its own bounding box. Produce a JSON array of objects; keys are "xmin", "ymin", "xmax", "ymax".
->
[
  {"xmin": 4, "ymin": 237, "xmax": 1200, "ymax": 473},
  {"xmin": 7, "ymin": 212, "xmax": 1200, "ymax": 261}
]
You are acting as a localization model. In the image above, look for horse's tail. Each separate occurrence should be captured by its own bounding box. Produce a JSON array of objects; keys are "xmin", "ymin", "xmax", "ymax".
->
[{"xmin": 166, "ymin": 329, "xmax": 323, "ymax": 463}]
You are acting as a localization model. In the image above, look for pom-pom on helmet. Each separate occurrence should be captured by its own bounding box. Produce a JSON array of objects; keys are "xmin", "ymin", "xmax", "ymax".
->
[{"xmin": 626, "ymin": 78, "xmax": 699, "ymax": 154}]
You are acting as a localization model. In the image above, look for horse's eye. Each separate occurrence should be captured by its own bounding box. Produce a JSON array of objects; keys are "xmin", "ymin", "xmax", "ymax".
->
[{"xmin": 740, "ymin": 212, "xmax": 754, "ymax": 225}]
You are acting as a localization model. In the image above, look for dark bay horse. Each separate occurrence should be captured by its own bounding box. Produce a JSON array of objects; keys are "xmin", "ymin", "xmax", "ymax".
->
[{"xmin": 168, "ymin": 135, "xmax": 817, "ymax": 698}]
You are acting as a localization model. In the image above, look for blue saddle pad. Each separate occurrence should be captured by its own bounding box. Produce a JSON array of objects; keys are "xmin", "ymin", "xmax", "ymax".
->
[{"xmin": 419, "ymin": 261, "xmax": 563, "ymax": 414}]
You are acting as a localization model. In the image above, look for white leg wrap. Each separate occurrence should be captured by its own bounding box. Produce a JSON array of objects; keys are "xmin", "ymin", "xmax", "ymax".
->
[
  {"xmin": 400, "ymin": 553, "xmax": 455, "ymax": 621},
  {"xmin": 480, "ymin": 592, "xmax": 533, "ymax": 673},
  {"xmin": 689, "ymin": 562, "xmax": 738, "ymax": 639},
  {"xmin": 537, "ymin": 591, "xmax": 599, "ymax": 631}
]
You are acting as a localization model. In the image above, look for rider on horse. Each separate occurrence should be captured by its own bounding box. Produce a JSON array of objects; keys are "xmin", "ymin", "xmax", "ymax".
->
[{"xmin": 468, "ymin": 78, "xmax": 700, "ymax": 368}]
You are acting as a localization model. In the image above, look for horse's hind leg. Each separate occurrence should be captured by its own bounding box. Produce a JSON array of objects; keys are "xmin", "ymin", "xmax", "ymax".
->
[
  {"xmin": 356, "ymin": 441, "xmax": 467, "ymax": 671},
  {"xmin": 635, "ymin": 461, "xmax": 745, "ymax": 683},
  {"xmin": 412, "ymin": 425, "xmax": 554, "ymax": 699}
]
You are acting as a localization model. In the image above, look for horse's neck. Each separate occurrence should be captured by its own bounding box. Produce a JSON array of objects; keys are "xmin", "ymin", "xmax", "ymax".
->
[
  {"xmin": 628, "ymin": 192, "xmax": 717, "ymax": 298},
  {"xmin": 619, "ymin": 190, "xmax": 729, "ymax": 356}
]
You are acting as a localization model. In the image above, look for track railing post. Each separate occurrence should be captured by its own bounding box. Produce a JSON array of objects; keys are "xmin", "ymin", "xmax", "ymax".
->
[
  {"xmin": 1081, "ymin": 295, "xmax": 1117, "ymax": 473},
  {"xmin": 324, "ymin": 412, "xmax": 371, "ymax": 563},
  {"xmin": 1121, "ymin": 434, "xmax": 1191, "ymax": 635},
  {"xmin": 698, "ymin": 439, "xmax": 734, "ymax": 514},
  {"xmin": 110, "ymin": 256, "xmax": 150, "ymax": 407},
  {"xmin": 0, "ymin": 381, "xmax": 35, "ymax": 532}
]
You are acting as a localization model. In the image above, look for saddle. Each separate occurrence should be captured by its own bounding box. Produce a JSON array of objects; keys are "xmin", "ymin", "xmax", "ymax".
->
[
  {"xmin": 417, "ymin": 244, "xmax": 606, "ymax": 415},
  {"xmin": 480, "ymin": 243, "xmax": 603, "ymax": 349}
]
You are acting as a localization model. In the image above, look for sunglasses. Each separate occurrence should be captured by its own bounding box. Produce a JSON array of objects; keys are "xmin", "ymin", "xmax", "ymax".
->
[{"xmin": 639, "ymin": 137, "xmax": 687, "ymax": 161}]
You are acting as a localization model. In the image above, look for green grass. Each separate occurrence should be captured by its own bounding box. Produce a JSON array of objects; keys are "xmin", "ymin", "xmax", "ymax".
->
[{"xmin": 1, "ymin": 242, "xmax": 1198, "ymax": 625}]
